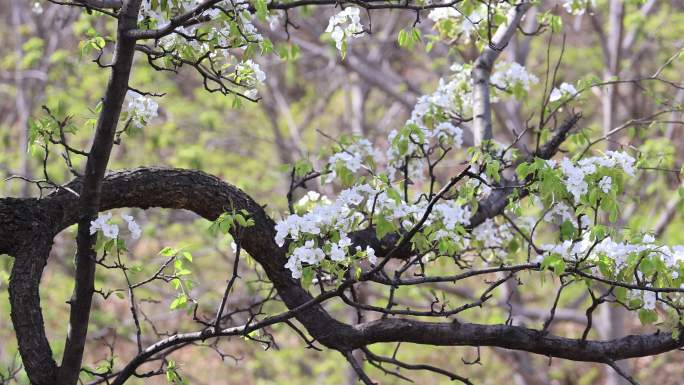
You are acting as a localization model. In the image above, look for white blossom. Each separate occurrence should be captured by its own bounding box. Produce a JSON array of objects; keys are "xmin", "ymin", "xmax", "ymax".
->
[
  {"xmin": 236, "ymin": 60, "xmax": 266, "ymax": 97},
  {"xmin": 427, "ymin": 8, "xmax": 460, "ymax": 22},
  {"xmin": 365, "ymin": 246, "xmax": 377, "ymax": 265},
  {"xmin": 238, "ymin": 9, "xmax": 264, "ymax": 42},
  {"xmin": 326, "ymin": 7, "xmax": 365, "ymax": 54},
  {"xmin": 429, "ymin": 5, "xmax": 486, "ymax": 40},
  {"xmin": 329, "ymin": 243, "xmax": 346, "ymax": 261},
  {"xmin": 543, "ymin": 202, "xmax": 575, "ymax": 224},
  {"xmin": 490, "ymin": 62, "xmax": 539, "ymax": 93},
  {"xmin": 122, "ymin": 214, "xmax": 142, "ymax": 240},
  {"xmin": 237, "ymin": 60, "xmax": 266, "ymax": 83},
  {"xmin": 433, "ymin": 201, "xmax": 471, "ymax": 230},
  {"xmin": 125, "ymin": 91, "xmax": 158, "ymax": 130},
  {"xmin": 562, "ymin": 0, "xmax": 594, "ymax": 16},
  {"xmin": 286, "ymin": 239, "xmax": 326, "ymax": 278},
  {"xmin": 433, "ymin": 122, "xmax": 464, "ymax": 147},
  {"xmin": 326, "ymin": 139, "xmax": 378, "ymax": 183},
  {"xmin": 556, "ymin": 151, "xmax": 636, "ymax": 203},
  {"xmin": 598, "ymin": 176, "xmax": 612, "ymax": 194},
  {"xmin": 473, "ymin": 219, "xmax": 512, "ymax": 251},
  {"xmin": 549, "ymin": 82, "xmax": 578, "ymax": 102},
  {"xmin": 460, "ymin": 6, "xmax": 487, "ymax": 39},
  {"xmin": 90, "ymin": 213, "xmax": 119, "ymax": 240},
  {"xmin": 642, "ymin": 290, "xmax": 657, "ymax": 310}
]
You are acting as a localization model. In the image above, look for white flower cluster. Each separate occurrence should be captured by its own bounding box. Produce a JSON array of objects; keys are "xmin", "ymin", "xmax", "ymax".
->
[
  {"xmin": 409, "ymin": 73, "xmax": 471, "ymax": 126},
  {"xmin": 90, "ymin": 212, "xmax": 142, "ymax": 240},
  {"xmin": 540, "ymin": 200, "xmax": 576, "ymax": 224},
  {"xmin": 235, "ymin": 59, "xmax": 266, "ymax": 98},
  {"xmin": 549, "ymin": 82, "xmax": 578, "ymax": 102},
  {"xmin": 428, "ymin": 4, "xmax": 487, "ymax": 40},
  {"xmin": 326, "ymin": 139, "xmax": 378, "ymax": 183},
  {"xmin": 385, "ymin": 122, "xmax": 464, "ymax": 182},
  {"xmin": 555, "ymin": 151, "xmax": 636, "ymax": 203},
  {"xmin": 276, "ymin": 184, "xmax": 375, "ymax": 247},
  {"xmin": 381, "ymin": 64, "xmax": 472, "ymax": 181},
  {"xmin": 276, "ymin": 184, "xmax": 379, "ymax": 278},
  {"xmin": 125, "ymin": 91, "xmax": 159, "ymax": 130},
  {"xmin": 490, "ymin": 62, "xmax": 539, "ymax": 92},
  {"xmin": 150, "ymin": 1, "xmax": 266, "ymax": 69},
  {"xmin": 598, "ymin": 176, "xmax": 612, "ymax": 194},
  {"xmin": 277, "ymin": 180, "xmax": 476, "ymax": 278},
  {"xmin": 427, "ymin": 7, "xmax": 460, "ymax": 22},
  {"xmin": 539, "ymin": 236, "xmax": 684, "ymax": 276},
  {"xmin": 326, "ymin": 7, "xmax": 365, "ymax": 53},
  {"xmin": 561, "ymin": 0, "xmax": 594, "ymax": 16},
  {"xmin": 159, "ymin": 26, "xmax": 193, "ymax": 50},
  {"xmin": 238, "ymin": 7, "xmax": 264, "ymax": 42},
  {"xmin": 461, "ymin": 9, "xmax": 486, "ymax": 39},
  {"xmin": 641, "ymin": 290, "xmax": 657, "ymax": 310},
  {"xmin": 472, "ymin": 218, "xmax": 513, "ymax": 252},
  {"xmin": 465, "ymin": 173, "xmax": 492, "ymax": 200},
  {"xmin": 433, "ymin": 201, "xmax": 471, "ymax": 230},
  {"xmin": 296, "ymin": 191, "xmax": 331, "ymax": 208}
]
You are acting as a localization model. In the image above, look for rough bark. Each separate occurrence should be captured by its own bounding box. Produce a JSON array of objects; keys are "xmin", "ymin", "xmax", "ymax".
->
[{"xmin": 57, "ymin": 1, "xmax": 142, "ymax": 384}]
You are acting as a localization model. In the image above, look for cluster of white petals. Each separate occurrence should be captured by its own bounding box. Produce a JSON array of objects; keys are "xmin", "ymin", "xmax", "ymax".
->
[
  {"xmin": 598, "ymin": 176, "xmax": 612, "ymax": 193},
  {"xmin": 471, "ymin": 219, "xmax": 513, "ymax": 257},
  {"xmin": 147, "ymin": 1, "xmax": 266, "ymax": 68},
  {"xmin": 90, "ymin": 212, "xmax": 119, "ymax": 239},
  {"xmin": 125, "ymin": 91, "xmax": 158, "ymax": 130},
  {"xmin": 296, "ymin": 191, "xmax": 331, "ymax": 208},
  {"xmin": 427, "ymin": 7, "xmax": 460, "ymax": 22},
  {"xmin": 549, "ymin": 82, "xmax": 578, "ymax": 102},
  {"xmin": 236, "ymin": 60, "xmax": 266, "ymax": 98},
  {"xmin": 90, "ymin": 213, "xmax": 143, "ymax": 241},
  {"xmin": 554, "ymin": 151, "xmax": 636, "ymax": 203},
  {"xmin": 122, "ymin": 214, "xmax": 142, "ymax": 240},
  {"xmin": 326, "ymin": 7, "xmax": 365, "ymax": 53},
  {"xmin": 561, "ymin": 0, "xmax": 594, "ymax": 16},
  {"xmin": 275, "ymin": 184, "xmax": 375, "ymax": 247},
  {"xmin": 238, "ymin": 7, "xmax": 264, "ymax": 42},
  {"xmin": 277, "ymin": 178, "xmax": 477, "ymax": 278},
  {"xmin": 277, "ymin": 184, "xmax": 379, "ymax": 277},
  {"xmin": 428, "ymin": 5, "xmax": 486, "ymax": 40},
  {"xmin": 540, "ymin": 236, "xmax": 684, "ymax": 273},
  {"xmin": 490, "ymin": 62, "xmax": 539, "ymax": 92}
]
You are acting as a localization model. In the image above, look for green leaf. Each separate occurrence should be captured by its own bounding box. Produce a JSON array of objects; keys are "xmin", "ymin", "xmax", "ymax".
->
[
  {"xmin": 301, "ymin": 266, "xmax": 314, "ymax": 289},
  {"xmin": 560, "ymin": 220, "xmax": 575, "ymax": 240},
  {"xmin": 375, "ymin": 216, "xmax": 395, "ymax": 239},
  {"xmin": 254, "ymin": 0, "xmax": 268, "ymax": 21},
  {"xmin": 638, "ymin": 308, "xmax": 658, "ymax": 325},
  {"xmin": 160, "ymin": 246, "xmax": 176, "ymax": 257},
  {"xmin": 170, "ymin": 294, "xmax": 188, "ymax": 310},
  {"xmin": 397, "ymin": 29, "xmax": 408, "ymax": 47},
  {"xmin": 541, "ymin": 253, "xmax": 566, "ymax": 275}
]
